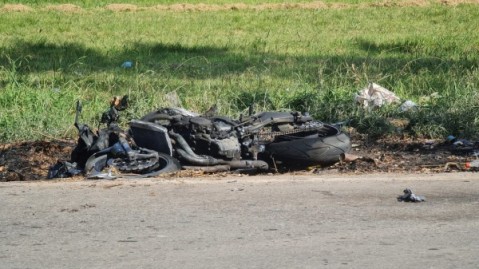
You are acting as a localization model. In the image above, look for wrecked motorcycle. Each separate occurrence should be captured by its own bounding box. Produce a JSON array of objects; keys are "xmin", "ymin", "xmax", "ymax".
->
[
  {"xmin": 53, "ymin": 96, "xmax": 351, "ymax": 179},
  {"xmin": 128, "ymin": 104, "xmax": 351, "ymax": 174},
  {"xmin": 66, "ymin": 96, "xmax": 180, "ymax": 179}
]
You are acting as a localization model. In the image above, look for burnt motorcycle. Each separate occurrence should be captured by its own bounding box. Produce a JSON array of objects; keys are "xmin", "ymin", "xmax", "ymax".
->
[
  {"xmin": 129, "ymin": 106, "xmax": 352, "ymax": 173},
  {"xmin": 60, "ymin": 96, "xmax": 351, "ymax": 179}
]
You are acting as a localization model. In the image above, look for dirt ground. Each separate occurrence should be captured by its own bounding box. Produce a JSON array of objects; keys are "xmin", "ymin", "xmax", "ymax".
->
[{"xmin": 1, "ymin": 131, "xmax": 477, "ymax": 182}]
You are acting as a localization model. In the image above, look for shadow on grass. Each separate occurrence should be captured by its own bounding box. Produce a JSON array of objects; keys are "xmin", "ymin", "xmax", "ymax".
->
[
  {"xmin": 2, "ymin": 39, "xmax": 478, "ymax": 82},
  {"xmin": 0, "ymin": 40, "xmax": 231, "ymax": 75},
  {"xmin": 353, "ymin": 38, "xmax": 478, "ymax": 72}
]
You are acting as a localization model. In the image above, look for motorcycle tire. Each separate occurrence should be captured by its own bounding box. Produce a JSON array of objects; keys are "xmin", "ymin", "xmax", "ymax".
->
[
  {"xmin": 109, "ymin": 155, "xmax": 160, "ymax": 174},
  {"xmin": 142, "ymin": 152, "xmax": 181, "ymax": 177},
  {"xmin": 85, "ymin": 152, "xmax": 181, "ymax": 178},
  {"xmin": 265, "ymin": 131, "xmax": 351, "ymax": 166}
]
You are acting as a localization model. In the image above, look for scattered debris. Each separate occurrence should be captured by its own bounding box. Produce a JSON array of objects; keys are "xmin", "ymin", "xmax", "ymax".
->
[
  {"xmin": 397, "ymin": 188, "xmax": 425, "ymax": 202},
  {"xmin": 121, "ymin": 61, "xmax": 133, "ymax": 69},
  {"xmin": 355, "ymin": 82, "xmax": 400, "ymax": 110},
  {"xmin": 448, "ymin": 136, "xmax": 475, "ymax": 147},
  {"xmin": 465, "ymin": 160, "xmax": 479, "ymax": 171},
  {"xmin": 3, "ymin": 95, "xmax": 479, "ymax": 181},
  {"xmin": 387, "ymin": 118, "xmax": 410, "ymax": 133},
  {"xmin": 1, "ymin": 134, "xmax": 477, "ymax": 181},
  {"xmin": 445, "ymin": 135, "xmax": 478, "ymax": 155},
  {"xmin": 47, "ymin": 161, "xmax": 82, "ymax": 179},
  {"xmin": 0, "ymin": 140, "xmax": 75, "ymax": 181},
  {"xmin": 444, "ymin": 162, "xmax": 464, "ymax": 172},
  {"xmin": 87, "ymin": 170, "xmax": 117, "ymax": 180},
  {"xmin": 339, "ymin": 153, "xmax": 377, "ymax": 164},
  {"xmin": 399, "ymin": 100, "xmax": 418, "ymax": 112}
]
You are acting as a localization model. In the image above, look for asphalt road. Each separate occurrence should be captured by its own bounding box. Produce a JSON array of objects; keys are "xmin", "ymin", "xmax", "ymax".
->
[{"xmin": 1, "ymin": 173, "xmax": 479, "ymax": 269}]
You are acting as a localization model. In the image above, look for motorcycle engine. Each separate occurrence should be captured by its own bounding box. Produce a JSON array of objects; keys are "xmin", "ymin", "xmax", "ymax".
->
[{"xmin": 186, "ymin": 116, "xmax": 241, "ymax": 160}]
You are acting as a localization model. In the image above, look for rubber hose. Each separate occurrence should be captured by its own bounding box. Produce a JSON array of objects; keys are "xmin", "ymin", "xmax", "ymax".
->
[{"xmin": 169, "ymin": 132, "xmax": 201, "ymax": 158}]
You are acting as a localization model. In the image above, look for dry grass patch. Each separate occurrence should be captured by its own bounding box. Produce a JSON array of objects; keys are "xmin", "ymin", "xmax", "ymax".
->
[
  {"xmin": 150, "ymin": 0, "xmax": 479, "ymax": 12},
  {"xmin": 254, "ymin": 2, "xmax": 329, "ymax": 10},
  {"xmin": 2, "ymin": 0, "xmax": 479, "ymax": 13},
  {"xmin": 440, "ymin": 0, "xmax": 479, "ymax": 5},
  {"xmin": 153, "ymin": 2, "xmax": 329, "ymax": 12},
  {"xmin": 168, "ymin": 3, "xmax": 200, "ymax": 11},
  {"xmin": 366, "ymin": 0, "xmax": 430, "ymax": 7},
  {"xmin": 224, "ymin": 3, "xmax": 249, "ymax": 11},
  {"xmin": 0, "ymin": 4, "xmax": 32, "ymax": 12},
  {"xmin": 105, "ymin": 4, "xmax": 138, "ymax": 12},
  {"xmin": 45, "ymin": 4, "xmax": 82, "ymax": 12}
]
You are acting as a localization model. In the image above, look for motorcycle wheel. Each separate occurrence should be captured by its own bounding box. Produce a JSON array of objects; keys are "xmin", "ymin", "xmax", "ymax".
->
[
  {"xmin": 143, "ymin": 152, "xmax": 182, "ymax": 177},
  {"xmin": 85, "ymin": 152, "xmax": 181, "ymax": 178},
  {"xmin": 265, "ymin": 131, "xmax": 351, "ymax": 166}
]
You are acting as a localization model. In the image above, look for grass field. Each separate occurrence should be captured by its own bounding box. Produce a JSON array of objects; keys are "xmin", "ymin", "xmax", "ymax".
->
[{"xmin": 1, "ymin": 1, "xmax": 479, "ymax": 142}]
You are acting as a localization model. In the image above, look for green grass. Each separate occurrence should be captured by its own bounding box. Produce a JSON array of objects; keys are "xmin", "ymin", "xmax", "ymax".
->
[{"xmin": 1, "ymin": 2, "xmax": 479, "ymax": 142}]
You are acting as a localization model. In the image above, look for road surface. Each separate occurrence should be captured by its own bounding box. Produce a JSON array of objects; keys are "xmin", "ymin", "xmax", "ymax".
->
[{"xmin": 1, "ymin": 172, "xmax": 479, "ymax": 268}]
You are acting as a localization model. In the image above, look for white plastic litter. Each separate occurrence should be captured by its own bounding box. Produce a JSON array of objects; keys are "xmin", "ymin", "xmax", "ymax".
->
[
  {"xmin": 355, "ymin": 82, "xmax": 400, "ymax": 110},
  {"xmin": 400, "ymin": 100, "xmax": 418, "ymax": 112}
]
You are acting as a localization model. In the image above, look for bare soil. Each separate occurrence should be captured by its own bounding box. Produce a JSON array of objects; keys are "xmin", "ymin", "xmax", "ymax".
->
[
  {"xmin": 1, "ymin": 132, "xmax": 475, "ymax": 182},
  {"xmin": 0, "ymin": 140, "xmax": 75, "ymax": 181}
]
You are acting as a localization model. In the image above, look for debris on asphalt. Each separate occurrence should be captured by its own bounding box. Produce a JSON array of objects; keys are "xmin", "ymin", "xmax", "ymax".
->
[{"xmin": 397, "ymin": 188, "xmax": 425, "ymax": 202}]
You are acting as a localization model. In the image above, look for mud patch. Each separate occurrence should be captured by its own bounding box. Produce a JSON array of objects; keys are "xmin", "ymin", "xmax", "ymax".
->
[{"xmin": 0, "ymin": 4, "xmax": 32, "ymax": 12}]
